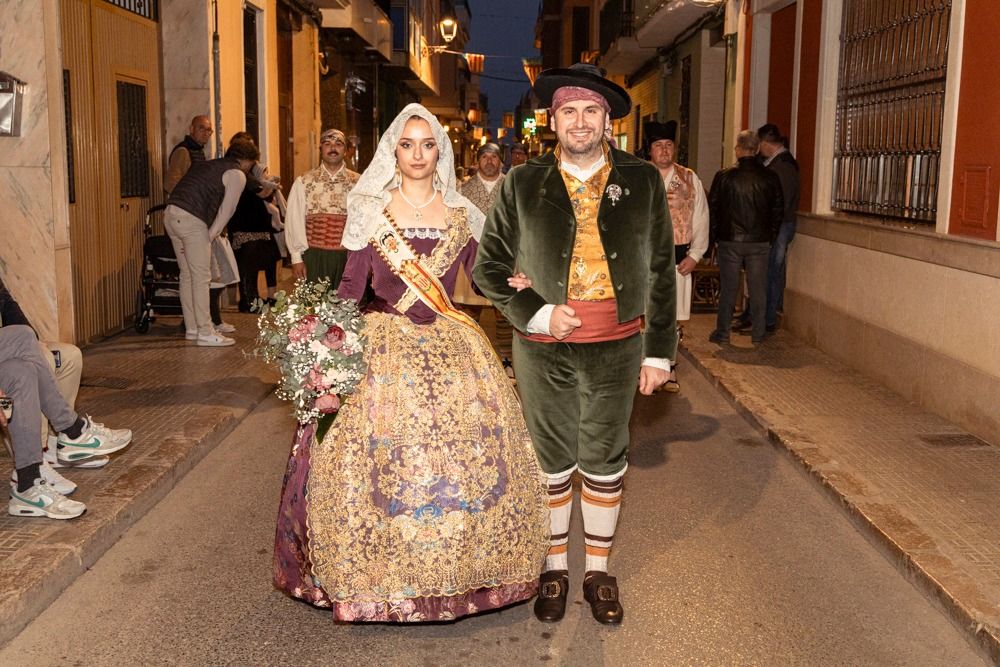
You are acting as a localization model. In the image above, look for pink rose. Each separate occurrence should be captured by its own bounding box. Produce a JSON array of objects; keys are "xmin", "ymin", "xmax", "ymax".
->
[
  {"xmin": 288, "ymin": 315, "xmax": 320, "ymax": 343},
  {"xmin": 305, "ymin": 366, "xmax": 329, "ymax": 391},
  {"xmin": 315, "ymin": 393, "xmax": 341, "ymax": 414},
  {"xmin": 323, "ymin": 325, "xmax": 345, "ymax": 350}
]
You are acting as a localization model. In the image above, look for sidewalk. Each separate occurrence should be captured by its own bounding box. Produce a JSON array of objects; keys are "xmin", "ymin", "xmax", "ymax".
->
[
  {"xmin": 680, "ymin": 313, "xmax": 1000, "ymax": 664},
  {"xmin": 0, "ymin": 312, "xmax": 276, "ymax": 645}
]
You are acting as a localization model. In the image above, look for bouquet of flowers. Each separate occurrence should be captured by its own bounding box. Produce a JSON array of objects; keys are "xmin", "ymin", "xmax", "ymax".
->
[{"xmin": 254, "ymin": 278, "xmax": 366, "ymax": 425}]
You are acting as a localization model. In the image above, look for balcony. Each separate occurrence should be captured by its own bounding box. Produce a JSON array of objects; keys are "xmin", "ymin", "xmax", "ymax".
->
[
  {"xmin": 317, "ymin": 0, "xmax": 393, "ymax": 62},
  {"xmin": 383, "ymin": 0, "xmax": 439, "ymax": 96},
  {"xmin": 600, "ymin": 0, "xmax": 724, "ymax": 75}
]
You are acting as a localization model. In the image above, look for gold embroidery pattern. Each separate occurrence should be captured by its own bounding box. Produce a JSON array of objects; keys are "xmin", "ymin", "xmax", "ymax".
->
[
  {"xmin": 382, "ymin": 207, "xmax": 471, "ymax": 315},
  {"xmin": 665, "ymin": 165, "xmax": 696, "ymax": 245},
  {"xmin": 303, "ymin": 165, "xmax": 360, "ymax": 215},
  {"xmin": 306, "ymin": 312, "xmax": 549, "ymax": 603},
  {"xmin": 561, "ymin": 165, "xmax": 614, "ymax": 301}
]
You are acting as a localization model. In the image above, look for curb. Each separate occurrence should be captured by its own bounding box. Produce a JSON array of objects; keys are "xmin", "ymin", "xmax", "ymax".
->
[
  {"xmin": 0, "ymin": 388, "xmax": 273, "ymax": 647},
  {"xmin": 680, "ymin": 345, "xmax": 1000, "ymax": 666}
]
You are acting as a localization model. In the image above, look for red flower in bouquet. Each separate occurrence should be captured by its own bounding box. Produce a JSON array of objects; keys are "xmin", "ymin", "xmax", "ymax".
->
[
  {"xmin": 314, "ymin": 393, "xmax": 341, "ymax": 414},
  {"xmin": 305, "ymin": 365, "xmax": 330, "ymax": 391},
  {"xmin": 323, "ymin": 325, "xmax": 346, "ymax": 350}
]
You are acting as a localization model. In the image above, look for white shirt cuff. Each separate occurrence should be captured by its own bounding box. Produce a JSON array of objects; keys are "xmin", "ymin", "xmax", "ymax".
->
[
  {"xmin": 291, "ymin": 251, "xmax": 304, "ymax": 264},
  {"xmin": 525, "ymin": 304, "xmax": 555, "ymax": 335},
  {"xmin": 641, "ymin": 357, "xmax": 672, "ymax": 371}
]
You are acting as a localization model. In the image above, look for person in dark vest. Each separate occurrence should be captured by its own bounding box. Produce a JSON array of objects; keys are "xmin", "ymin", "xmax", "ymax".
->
[
  {"xmin": 164, "ymin": 139, "xmax": 258, "ymax": 347},
  {"xmin": 164, "ymin": 115, "xmax": 213, "ymax": 194}
]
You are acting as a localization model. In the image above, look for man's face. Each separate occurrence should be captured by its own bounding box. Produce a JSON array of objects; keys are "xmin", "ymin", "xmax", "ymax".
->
[
  {"xmin": 477, "ymin": 151, "xmax": 501, "ymax": 179},
  {"xmin": 649, "ymin": 139, "xmax": 676, "ymax": 170},
  {"xmin": 510, "ymin": 148, "xmax": 527, "ymax": 166},
  {"xmin": 190, "ymin": 118, "xmax": 213, "ymax": 147},
  {"xmin": 321, "ymin": 135, "xmax": 346, "ymax": 168},
  {"xmin": 550, "ymin": 99, "xmax": 608, "ymax": 159},
  {"xmin": 758, "ymin": 140, "xmax": 778, "ymax": 158}
]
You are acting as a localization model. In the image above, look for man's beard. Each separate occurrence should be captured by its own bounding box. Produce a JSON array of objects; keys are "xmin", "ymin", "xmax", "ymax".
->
[{"xmin": 560, "ymin": 131, "xmax": 602, "ymax": 158}]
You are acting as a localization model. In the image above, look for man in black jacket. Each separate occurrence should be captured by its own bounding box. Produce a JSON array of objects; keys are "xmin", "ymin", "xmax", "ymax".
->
[
  {"xmin": 758, "ymin": 123, "xmax": 800, "ymax": 331},
  {"xmin": 708, "ymin": 130, "xmax": 784, "ymax": 344}
]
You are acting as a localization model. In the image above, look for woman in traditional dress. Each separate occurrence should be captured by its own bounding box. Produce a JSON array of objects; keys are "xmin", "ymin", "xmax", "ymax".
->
[{"xmin": 273, "ymin": 104, "xmax": 549, "ymax": 622}]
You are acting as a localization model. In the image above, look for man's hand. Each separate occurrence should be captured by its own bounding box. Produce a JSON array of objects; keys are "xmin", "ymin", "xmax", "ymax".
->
[
  {"xmin": 292, "ymin": 262, "xmax": 307, "ymax": 280},
  {"xmin": 676, "ymin": 256, "xmax": 698, "ymax": 276},
  {"xmin": 549, "ymin": 304, "xmax": 582, "ymax": 340},
  {"xmin": 638, "ymin": 365, "xmax": 669, "ymax": 395},
  {"xmin": 507, "ymin": 272, "xmax": 532, "ymax": 292}
]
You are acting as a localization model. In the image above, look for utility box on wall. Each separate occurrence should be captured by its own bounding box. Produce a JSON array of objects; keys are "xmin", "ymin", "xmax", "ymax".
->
[{"xmin": 0, "ymin": 72, "xmax": 26, "ymax": 137}]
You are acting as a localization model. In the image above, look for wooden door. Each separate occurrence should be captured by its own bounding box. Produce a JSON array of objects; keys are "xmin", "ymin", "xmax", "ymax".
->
[{"xmin": 61, "ymin": 0, "xmax": 163, "ymax": 342}]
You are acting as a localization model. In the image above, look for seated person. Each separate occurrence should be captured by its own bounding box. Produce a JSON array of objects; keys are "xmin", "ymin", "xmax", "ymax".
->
[{"xmin": 1, "ymin": 324, "xmax": 132, "ymax": 519}]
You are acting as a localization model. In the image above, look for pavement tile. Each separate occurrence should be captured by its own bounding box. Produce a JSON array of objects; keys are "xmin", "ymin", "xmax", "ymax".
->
[
  {"xmin": 681, "ymin": 314, "xmax": 1000, "ymax": 664},
  {"xmin": 0, "ymin": 312, "xmax": 276, "ymax": 645}
]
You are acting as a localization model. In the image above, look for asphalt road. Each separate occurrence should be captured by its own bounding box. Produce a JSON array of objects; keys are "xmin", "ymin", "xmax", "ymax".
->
[{"xmin": 0, "ymin": 365, "xmax": 986, "ymax": 666}]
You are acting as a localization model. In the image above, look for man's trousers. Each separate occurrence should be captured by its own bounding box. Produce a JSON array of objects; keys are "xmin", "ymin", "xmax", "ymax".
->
[{"xmin": 513, "ymin": 334, "xmax": 642, "ymax": 477}]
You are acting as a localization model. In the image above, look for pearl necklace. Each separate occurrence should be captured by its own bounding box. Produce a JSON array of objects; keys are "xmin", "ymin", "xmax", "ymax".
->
[{"xmin": 397, "ymin": 188, "xmax": 437, "ymax": 223}]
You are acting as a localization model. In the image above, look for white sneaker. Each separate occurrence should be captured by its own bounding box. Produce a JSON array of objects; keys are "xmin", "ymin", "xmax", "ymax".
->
[
  {"xmin": 56, "ymin": 418, "xmax": 132, "ymax": 463},
  {"xmin": 10, "ymin": 461, "xmax": 77, "ymax": 495},
  {"xmin": 215, "ymin": 322, "xmax": 236, "ymax": 334},
  {"xmin": 196, "ymin": 332, "xmax": 235, "ymax": 347},
  {"xmin": 84, "ymin": 415, "xmax": 132, "ymax": 448},
  {"xmin": 9, "ymin": 478, "xmax": 86, "ymax": 519},
  {"xmin": 185, "ymin": 330, "xmax": 198, "ymax": 340}
]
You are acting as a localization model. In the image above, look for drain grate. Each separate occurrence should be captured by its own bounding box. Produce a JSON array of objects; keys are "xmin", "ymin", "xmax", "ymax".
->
[
  {"xmin": 80, "ymin": 376, "xmax": 131, "ymax": 390},
  {"xmin": 919, "ymin": 433, "xmax": 992, "ymax": 449}
]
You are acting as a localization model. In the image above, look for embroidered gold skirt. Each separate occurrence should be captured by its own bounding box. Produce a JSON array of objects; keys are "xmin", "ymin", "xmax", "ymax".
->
[{"xmin": 274, "ymin": 312, "xmax": 548, "ymax": 622}]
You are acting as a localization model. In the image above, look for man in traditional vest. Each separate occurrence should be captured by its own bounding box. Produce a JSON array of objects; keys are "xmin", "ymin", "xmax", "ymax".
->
[
  {"xmin": 458, "ymin": 143, "xmax": 515, "ymax": 378},
  {"xmin": 645, "ymin": 120, "xmax": 709, "ymax": 392},
  {"xmin": 474, "ymin": 63, "xmax": 676, "ymax": 625},
  {"xmin": 164, "ymin": 115, "xmax": 213, "ymax": 194},
  {"xmin": 284, "ymin": 129, "xmax": 361, "ymax": 286}
]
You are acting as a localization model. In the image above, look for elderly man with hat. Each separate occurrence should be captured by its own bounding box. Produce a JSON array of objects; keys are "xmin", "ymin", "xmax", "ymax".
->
[
  {"xmin": 284, "ymin": 128, "xmax": 360, "ymax": 286},
  {"xmin": 644, "ymin": 120, "xmax": 709, "ymax": 392},
  {"xmin": 474, "ymin": 63, "xmax": 677, "ymax": 625}
]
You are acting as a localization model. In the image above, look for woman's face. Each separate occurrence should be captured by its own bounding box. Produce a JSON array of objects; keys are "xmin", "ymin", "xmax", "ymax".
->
[{"xmin": 395, "ymin": 117, "xmax": 440, "ymax": 181}]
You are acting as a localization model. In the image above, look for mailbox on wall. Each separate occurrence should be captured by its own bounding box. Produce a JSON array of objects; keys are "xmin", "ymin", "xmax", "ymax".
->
[{"xmin": 0, "ymin": 72, "xmax": 26, "ymax": 137}]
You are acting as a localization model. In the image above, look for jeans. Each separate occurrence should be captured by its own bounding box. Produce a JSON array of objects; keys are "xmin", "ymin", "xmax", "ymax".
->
[
  {"xmin": 766, "ymin": 222, "xmax": 796, "ymax": 328},
  {"xmin": 715, "ymin": 241, "xmax": 770, "ymax": 341}
]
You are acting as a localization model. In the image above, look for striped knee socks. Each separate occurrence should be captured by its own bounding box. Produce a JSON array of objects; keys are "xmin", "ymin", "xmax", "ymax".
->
[
  {"xmin": 544, "ymin": 471, "xmax": 573, "ymax": 572},
  {"xmin": 581, "ymin": 472, "xmax": 624, "ymax": 575}
]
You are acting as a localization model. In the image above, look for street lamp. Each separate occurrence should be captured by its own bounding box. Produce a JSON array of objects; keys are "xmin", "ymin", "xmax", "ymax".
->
[{"xmin": 424, "ymin": 12, "xmax": 459, "ymax": 56}]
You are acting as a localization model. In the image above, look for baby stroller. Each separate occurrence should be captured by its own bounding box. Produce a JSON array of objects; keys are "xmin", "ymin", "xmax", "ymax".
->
[{"xmin": 134, "ymin": 203, "xmax": 182, "ymax": 333}]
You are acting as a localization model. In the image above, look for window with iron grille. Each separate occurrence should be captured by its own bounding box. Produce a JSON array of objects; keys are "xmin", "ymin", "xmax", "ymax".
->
[
  {"xmin": 116, "ymin": 81, "xmax": 150, "ymax": 198},
  {"xmin": 103, "ymin": 0, "xmax": 157, "ymax": 21},
  {"xmin": 833, "ymin": 0, "xmax": 951, "ymax": 223}
]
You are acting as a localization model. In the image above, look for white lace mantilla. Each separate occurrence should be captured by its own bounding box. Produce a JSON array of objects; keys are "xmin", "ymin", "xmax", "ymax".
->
[
  {"xmin": 401, "ymin": 227, "xmax": 446, "ymax": 240},
  {"xmin": 343, "ymin": 103, "xmax": 484, "ymax": 250}
]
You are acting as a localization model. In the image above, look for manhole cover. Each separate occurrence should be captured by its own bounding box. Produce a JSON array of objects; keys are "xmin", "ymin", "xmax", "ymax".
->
[
  {"xmin": 919, "ymin": 433, "xmax": 991, "ymax": 448},
  {"xmin": 80, "ymin": 376, "xmax": 131, "ymax": 390}
]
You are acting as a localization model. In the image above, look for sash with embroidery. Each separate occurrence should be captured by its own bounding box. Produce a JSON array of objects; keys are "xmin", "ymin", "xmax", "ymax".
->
[{"xmin": 369, "ymin": 210, "xmax": 483, "ymax": 338}]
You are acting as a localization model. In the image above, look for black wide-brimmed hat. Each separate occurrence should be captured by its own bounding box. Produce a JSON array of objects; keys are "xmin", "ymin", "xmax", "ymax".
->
[
  {"xmin": 644, "ymin": 120, "xmax": 678, "ymax": 149},
  {"xmin": 533, "ymin": 63, "xmax": 632, "ymax": 119}
]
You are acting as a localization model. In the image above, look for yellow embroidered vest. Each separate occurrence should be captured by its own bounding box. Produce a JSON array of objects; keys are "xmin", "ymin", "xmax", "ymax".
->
[{"xmin": 562, "ymin": 163, "xmax": 614, "ymax": 301}]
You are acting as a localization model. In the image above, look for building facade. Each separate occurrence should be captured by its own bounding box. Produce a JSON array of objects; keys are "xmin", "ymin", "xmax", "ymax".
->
[
  {"xmin": 594, "ymin": 0, "xmax": 1000, "ymax": 445},
  {"xmin": 1, "ymin": 0, "xmax": 322, "ymax": 344}
]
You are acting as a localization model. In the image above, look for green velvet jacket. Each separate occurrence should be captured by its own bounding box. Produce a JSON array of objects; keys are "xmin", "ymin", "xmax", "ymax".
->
[{"xmin": 473, "ymin": 146, "xmax": 678, "ymax": 360}]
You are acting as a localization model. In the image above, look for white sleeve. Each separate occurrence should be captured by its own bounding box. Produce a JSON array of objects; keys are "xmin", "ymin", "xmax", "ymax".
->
[
  {"xmin": 687, "ymin": 175, "xmax": 710, "ymax": 263},
  {"xmin": 208, "ymin": 169, "xmax": 247, "ymax": 239},
  {"xmin": 641, "ymin": 357, "xmax": 672, "ymax": 371},
  {"xmin": 525, "ymin": 304, "xmax": 556, "ymax": 335},
  {"xmin": 284, "ymin": 178, "xmax": 308, "ymax": 264}
]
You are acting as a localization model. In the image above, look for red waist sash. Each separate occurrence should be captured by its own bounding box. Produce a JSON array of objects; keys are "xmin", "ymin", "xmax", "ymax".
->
[
  {"xmin": 305, "ymin": 213, "xmax": 347, "ymax": 250},
  {"xmin": 521, "ymin": 299, "xmax": 641, "ymax": 344}
]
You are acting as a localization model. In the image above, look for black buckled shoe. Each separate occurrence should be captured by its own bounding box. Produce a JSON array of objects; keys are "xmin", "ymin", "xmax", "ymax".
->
[
  {"xmin": 583, "ymin": 573, "xmax": 623, "ymax": 625},
  {"xmin": 533, "ymin": 570, "xmax": 569, "ymax": 622}
]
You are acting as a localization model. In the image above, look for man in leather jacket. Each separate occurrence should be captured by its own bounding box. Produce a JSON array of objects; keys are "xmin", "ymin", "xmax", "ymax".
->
[{"xmin": 708, "ymin": 130, "xmax": 783, "ymax": 343}]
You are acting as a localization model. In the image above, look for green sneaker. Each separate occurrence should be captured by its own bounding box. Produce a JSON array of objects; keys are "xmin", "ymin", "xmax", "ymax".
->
[{"xmin": 56, "ymin": 417, "xmax": 132, "ymax": 463}]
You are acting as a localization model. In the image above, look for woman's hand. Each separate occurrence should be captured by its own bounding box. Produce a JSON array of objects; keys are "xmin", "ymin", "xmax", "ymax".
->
[{"xmin": 507, "ymin": 272, "xmax": 532, "ymax": 292}]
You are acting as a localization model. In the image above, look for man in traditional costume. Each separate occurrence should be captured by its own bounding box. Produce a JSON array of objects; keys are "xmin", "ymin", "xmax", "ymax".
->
[
  {"xmin": 457, "ymin": 143, "xmax": 515, "ymax": 377},
  {"xmin": 644, "ymin": 120, "xmax": 709, "ymax": 392},
  {"xmin": 284, "ymin": 129, "xmax": 360, "ymax": 286},
  {"xmin": 474, "ymin": 63, "xmax": 677, "ymax": 625}
]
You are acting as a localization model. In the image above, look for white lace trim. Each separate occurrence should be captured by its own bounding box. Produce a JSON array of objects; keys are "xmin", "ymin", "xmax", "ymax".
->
[{"xmin": 400, "ymin": 227, "xmax": 446, "ymax": 240}]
